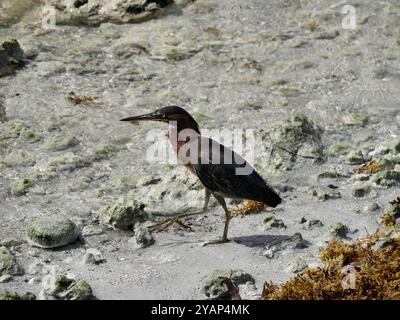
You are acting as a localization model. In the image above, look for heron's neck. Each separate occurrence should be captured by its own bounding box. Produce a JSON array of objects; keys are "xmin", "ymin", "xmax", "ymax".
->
[
  {"xmin": 167, "ymin": 121, "xmax": 201, "ymax": 151},
  {"xmin": 177, "ymin": 118, "xmax": 200, "ymax": 135}
]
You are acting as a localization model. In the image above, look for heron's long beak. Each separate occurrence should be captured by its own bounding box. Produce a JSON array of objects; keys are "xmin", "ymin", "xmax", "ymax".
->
[{"xmin": 120, "ymin": 111, "xmax": 166, "ymax": 123}]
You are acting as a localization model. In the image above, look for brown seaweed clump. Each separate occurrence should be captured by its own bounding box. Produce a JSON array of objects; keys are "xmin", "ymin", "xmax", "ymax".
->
[
  {"xmin": 231, "ymin": 200, "xmax": 267, "ymax": 216},
  {"xmin": 262, "ymin": 226, "xmax": 400, "ymax": 300}
]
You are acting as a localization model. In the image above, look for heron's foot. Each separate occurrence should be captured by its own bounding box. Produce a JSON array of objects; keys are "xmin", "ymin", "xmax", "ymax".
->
[
  {"xmin": 149, "ymin": 209, "xmax": 207, "ymax": 233},
  {"xmin": 149, "ymin": 217, "xmax": 191, "ymax": 233}
]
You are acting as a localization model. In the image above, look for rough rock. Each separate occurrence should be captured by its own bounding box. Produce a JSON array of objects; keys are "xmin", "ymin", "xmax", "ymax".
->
[
  {"xmin": 133, "ymin": 223, "xmax": 155, "ymax": 248},
  {"xmin": 309, "ymin": 185, "xmax": 341, "ymax": 201},
  {"xmin": 26, "ymin": 216, "xmax": 80, "ymax": 249},
  {"xmin": 369, "ymin": 145, "xmax": 391, "ymax": 158},
  {"xmin": 352, "ymin": 173, "xmax": 370, "ymax": 182},
  {"xmin": 0, "ymin": 274, "xmax": 12, "ymax": 283},
  {"xmin": 27, "ymin": 260, "xmax": 47, "ymax": 275},
  {"xmin": 99, "ymin": 196, "xmax": 147, "ymax": 230},
  {"xmin": 11, "ymin": 178, "xmax": 35, "ymax": 196},
  {"xmin": 261, "ymin": 233, "xmax": 307, "ymax": 259},
  {"xmin": 0, "ymin": 291, "xmax": 35, "ymax": 300},
  {"xmin": 67, "ymin": 176, "xmax": 92, "ymax": 192},
  {"xmin": 81, "ymin": 225, "xmax": 104, "ymax": 236},
  {"xmin": 361, "ymin": 202, "xmax": 380, "ymax": 214},
  {"xmin": 43, "ymin": 0, "xmax": 177, "ymax": 26},
  {"xmin": 262, "ymin": 216, "xmax": 286, "ymax": 229},
  {"xmin": 312, "ymin": 29, "xmax": 340, "ymax": 40},
  {"xmin": 0, "ymin": 152, "xmax": 35, "ymax": 168},
  {"xmin": 351, "ymin": 183, "xmax": 375, "ymax": 198},
  {"xmin": 286, "ymin": 257, "xmax": 308, "ymax": 273},
  {"xmin": 0, "ymin": 97, "xmax": 5, "ymax": 123},
  {"xmin": 372, "ymin": 226, "xmax": 400, "ymax": 252},
  {"xmin": 28, "ymin": 277, "xmax": 41, "ymax": 285},
  {"xmin": 201, "ymin": 269, "xmax": 255, "ymax": 300},
  {"xmin": 346, "ymin": 150, "xmax": 366, "ymax": 165},
  {"xmin": 162, "ymin": 47, "xmax": 199, "ymax": 61},
  {"xmin": 317, "ymin": 170, "xmax": 346, "ymax": 180},
  {"xmin": 20, "ymin": 128, "xmax": 40, "ymax": 143},
  {"xmin": 327, "ymin": 143, "xmax": 354, "ymax": 156},
  {"xmin": 46, "ymin": 152, "xmax": 92, "ymax": 171},
  {"xmin": 0, "ymin": 0, "xmax": 38, "ymax": 26},
  {"xmin": 0, "ymin": 37, "xmax": 24, "ymax": 77},
  {"xmin": 0, "ymin": 120, "xmax": 30, "ymax": 141},
  {"xmin": 371, "ymin": 236, "xmax": 395, "ymax": 252},
  {"xmin": 373, "ymin": 170, "xmax": 400, "ymax": 187},
  {"xmin": 380, "ymin": 201, "xmax": 400, "ymax": 221},
  {"xmin": 274, "ymin": 59, "xmax": 315, "ymax": 72},
  {"xmin": 236, "ymin": 282, "xmax": 261, "ymax": 300},
  {"xmin": 263, "ymin": 115, "xmax": 323, "ymax": 171},
  {"xmin": 82, "ymin": 248, "xmax": 105, "ymax": 265},
  {"xmin": 91, "ymin": 144, "xmax": 117, "ymax": 161},
  {"xmin": 342, "ymin": 112, "xmax": 369, "ymax": 127},
  {"xmin": 377, "ymin": 154, "xmax": 400, "ymax": 170},
  {"xmin": 0, "ymin": 246, "xmax": 24, "ymax": 276},
  {"xmin": 0, "ymin": 238, "xmax": 24, "ymax": 249},
  {"xmin": 301, "ymin": 219, "xmax": 323, "ymax": 230},
  {"xmin": 261, "ymin": 29, "xmax": 296, "ymax": 41},
  {"xmin": 40, "ymin": 274, "xmax": 93, "ymax": 300},
  {"xmin": 42, "ymin": 133, "xmax": 80, "ymax": 151},
  {"xmin": 275, "ymin": 86, "xmax": 303, "ymax": 97},
  {"xmin": 136, "ymin": 175, "xmax": 161, "ymax": 187},
  {"xmin": 329, "ymin": 222, "xmax": 349, "ymax": 238},
  {"xmin": 392, "ymin": 139, "xmax": 400, "ymax": 154}
]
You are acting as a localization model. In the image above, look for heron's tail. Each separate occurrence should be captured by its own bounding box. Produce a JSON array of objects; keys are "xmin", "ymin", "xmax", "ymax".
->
[{"xmin": 262, "ymin": 188, "xmax": 282, "ymax": 208}]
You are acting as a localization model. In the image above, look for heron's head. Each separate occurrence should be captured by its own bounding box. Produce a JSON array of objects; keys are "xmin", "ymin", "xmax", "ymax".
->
[{"xmin": 120, "ymin": 106, "xmax": 200, "ymax": 133}]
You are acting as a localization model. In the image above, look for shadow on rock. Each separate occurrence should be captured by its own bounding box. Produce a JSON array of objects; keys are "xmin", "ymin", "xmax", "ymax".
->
[{"xmin": 233, "ymin": 234, "xmax": 289, "ymax": 248}]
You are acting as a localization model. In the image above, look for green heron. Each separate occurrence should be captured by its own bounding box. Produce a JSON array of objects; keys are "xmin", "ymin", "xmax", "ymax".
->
[{"xmin": 121, "ymin": 106, "xmax": 282, "ymax": 244}]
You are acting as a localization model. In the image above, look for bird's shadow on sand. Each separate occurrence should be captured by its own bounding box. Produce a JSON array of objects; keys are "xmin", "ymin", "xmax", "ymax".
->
[
  {"xmin": 232, "ymin": 234, "xmax": 295, "ymax": 248},
  {"xmin": 161, "ymin": 234, "xmax": 311, "ymax": 249}
]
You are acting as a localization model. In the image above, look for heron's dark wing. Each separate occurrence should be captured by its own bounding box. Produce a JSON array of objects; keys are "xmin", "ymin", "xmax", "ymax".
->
[{"xmin": 194, "ymin": 137, "xmax": 282, "ymax": 207}]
